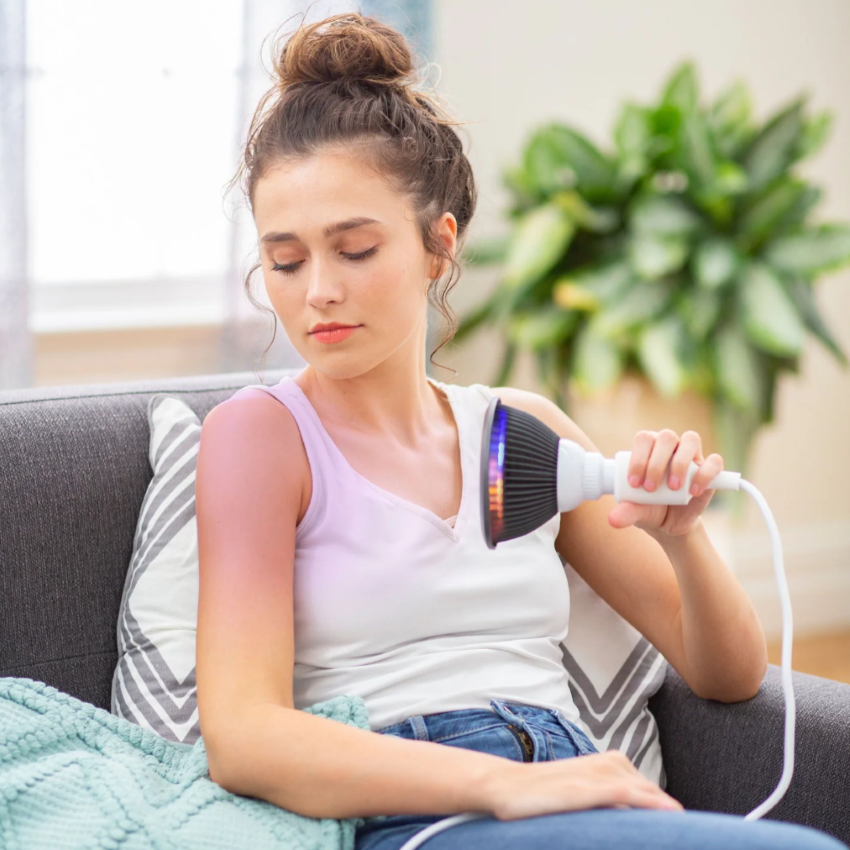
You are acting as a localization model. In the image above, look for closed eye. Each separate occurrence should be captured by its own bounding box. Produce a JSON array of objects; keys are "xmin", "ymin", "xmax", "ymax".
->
[{"xmin": 271, "ymin": 246, "xmax": 379, "ymax": 276}]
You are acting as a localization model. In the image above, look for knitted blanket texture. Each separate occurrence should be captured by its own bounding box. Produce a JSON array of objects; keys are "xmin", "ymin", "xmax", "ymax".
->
[{"xmin": 0, "ymin": 678, "xmax": 371, "ymax": 850}]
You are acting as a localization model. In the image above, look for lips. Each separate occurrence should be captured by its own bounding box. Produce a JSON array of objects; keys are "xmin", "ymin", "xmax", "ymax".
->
[
  {"xmin": 311, "ymin": 325, "xmax": 360, "ymax": 344},
  {"xmin": 310, "ymin": 325, "xmax": 358, "ymax": 334}
]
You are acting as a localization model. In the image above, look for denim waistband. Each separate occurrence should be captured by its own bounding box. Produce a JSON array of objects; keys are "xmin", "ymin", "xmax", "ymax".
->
[{"xmin": 373, "ymin": 698, "xmax": 597, "ymax": 758}]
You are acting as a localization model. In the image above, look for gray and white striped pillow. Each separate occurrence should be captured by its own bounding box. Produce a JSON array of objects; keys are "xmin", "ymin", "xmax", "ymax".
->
[
  {"xmin": 110, "ymin": 394, "xmax": 202, "ymax": 743},
  {"xmin": 111, "ymin": 394, "xmax": 668, "ymax": 787},
  {"xmin": 560, "ymin": 557, "xmax": 668, "ymax": 788}
]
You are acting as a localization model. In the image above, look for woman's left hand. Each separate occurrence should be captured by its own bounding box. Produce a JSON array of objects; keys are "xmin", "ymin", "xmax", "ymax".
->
[{"xmin": 607, "ymin": 429, "xmax": 724, "ymax": 539}]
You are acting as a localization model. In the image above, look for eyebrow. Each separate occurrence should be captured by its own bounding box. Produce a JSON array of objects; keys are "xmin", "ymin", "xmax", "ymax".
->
[{"xmin": 260, "ymin": 217, "xmax": 383, "ymax": 245}]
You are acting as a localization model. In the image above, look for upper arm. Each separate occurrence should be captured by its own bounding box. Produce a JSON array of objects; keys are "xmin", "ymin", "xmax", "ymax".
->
[
  {"xmin": 194, "ymin": 391, "xmax": 306, "ymax": 775},
  {"xmin": 490, "ymin": 386, "xmax": 691, "ymax": 686}
]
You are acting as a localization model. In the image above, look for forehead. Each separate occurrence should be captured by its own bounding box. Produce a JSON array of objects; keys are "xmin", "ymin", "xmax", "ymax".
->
[{"xmin": 252, "ymin": 150, "xmax": 408, "ymax": 229}]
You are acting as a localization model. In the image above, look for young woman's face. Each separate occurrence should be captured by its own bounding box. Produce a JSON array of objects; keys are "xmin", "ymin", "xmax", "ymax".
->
[{"xmin": 252, "ymin": 149, "xmax": 455, "ymax": 378}]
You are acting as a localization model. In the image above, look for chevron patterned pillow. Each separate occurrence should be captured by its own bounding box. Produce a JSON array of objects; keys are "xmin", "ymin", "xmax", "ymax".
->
[
  {"xmin": 560, "ymin": 558, "xmax": 668, "ymax": 788},
  {"xmin": 111, "ymin": 394, "xmax": 203, "ymax": 743}
]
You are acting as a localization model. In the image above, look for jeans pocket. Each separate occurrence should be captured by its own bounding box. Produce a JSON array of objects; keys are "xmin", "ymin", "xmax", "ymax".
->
[{"xmin": 550, "ymin": 712, "xmax": 599, "ymax": 756}]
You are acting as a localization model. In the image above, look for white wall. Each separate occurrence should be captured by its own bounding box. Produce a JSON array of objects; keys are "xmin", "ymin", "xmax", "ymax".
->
[{"xmin": 433, "ymin": 0, "xmax": 850, "ymax": 639}]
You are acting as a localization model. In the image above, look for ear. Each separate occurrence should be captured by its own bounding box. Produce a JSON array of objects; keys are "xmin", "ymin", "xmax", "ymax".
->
[{"xmin": 429, "ymin": 212, "xmax": 458, "ymax": 280}]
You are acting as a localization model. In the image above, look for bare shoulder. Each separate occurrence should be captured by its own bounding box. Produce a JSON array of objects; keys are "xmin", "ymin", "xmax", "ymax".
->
[
  {"xmin": 207, "ymin": 387, "xmax": 301, "ymax": 438},
  {"xmin": 201, "ymin": 389, "xmax": 310, "ymax": 524},
  {"xmin": 488, "ymin": 386, "xmax": 600, "ymax": 453}
]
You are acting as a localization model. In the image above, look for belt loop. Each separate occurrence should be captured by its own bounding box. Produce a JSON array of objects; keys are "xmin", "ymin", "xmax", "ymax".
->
[
  {"xmin": 489, "ymin": 699, "xmax": 547, "ymax": 762},
  {"xmin": 408, "ymin": 715, "xmax": 429, "ymax": 741}
]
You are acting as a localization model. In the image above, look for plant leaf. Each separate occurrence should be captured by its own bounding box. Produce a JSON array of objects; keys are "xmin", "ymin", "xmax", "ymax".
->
[
  {"xmin": 740, "ymin": 96, "xmax": 806, "ymax": 194},
  {"xmin": 763, "ymin": 223, "xmax": 850, "ymax": 276},
  {"xmin": 493, "ymin": 340, "xmax": 518, "ymax": 387},
  {"xmin": 571, "ymin": 318, "xmax": 625, "ymax": 393},
  {"xmin": 461, "ymin": 233, "xmax": 510, "ymax": 266},
  {"xmin": 708, "ymin": 79, "xmax": 755, "ymax": 159},
  {"xmin": 452, "ymin": 294, "xmax": 501, "ymax": 345},
  {"xmin": 712, "ymin": 399, "xmax": 760, "ymax": 518},
  {"xmin": 614, "ymin": 102, "xmax": 653, "ymax": 158},
  {"xmin": 552, "ymin": 190, "xmax": 619, "ymax": 233},
  {"xmin": 502, "ymin": 202, "xmax": 575, "ymax": 292},
  {"xmin": 507, "ymin": 307, "xmax": 579, "ymax": 351},
  {"xmin": 594, "ymin": 278, "xmax": 675, "ymax": 335},
  {"xmin": 738, "ymin": 262, "xmax": 806, "ymax": 356},
  {"xmin": 678, "ymin": 111, "xmax": 716, "ymax": 190},
  {"xmin": 674, "ymin": 286, "xmax": 723, "ymax": 340},
  {"xmin": 661, "ymin": 61, "xmax": 699, "ymax": 114},
  {"xmin": 794, "ymin": 111, "xmax": 833, "ymax": 162},
  {"xmin": 711, "ymin": 160, "xmax": 749, "ymax": 196},
  {"xmin": 780, "ymin": 275, "xmax": 849, "ymax": 366},
  {"xmin": 552, "ymin": 260, "xmax": 634, "ymax": 310},
  {"xmin": 523, "ymin": 128, "xmax": 580, "ymax": 197},
  {"xmin": 636, "ymin": 314, "xmax": 688, "ymax": 397},
  {"xmin": 629, "ymin": 193, "xmax": 703, "ymax": 237},
  {"xmin": 693, "ymin": 237, "xmax": 740, "ymax": 289},
  {"xmin": 713, "ymin": 321, "xmax": 765, "ymax": 412},
  {"xmin": 545, "ymin": 125, "xmax": 619, "ymax": 203},
  {"xmin": 501, "ymin": 163, "xmax": 539, "ymax": 207},
  {"xmin": 737, "ymin": 178, "xmax": 809, "ymax": 247},
  {"xmin": 628, "ymin": 234, "xmax": 690, "ymax": 279}
]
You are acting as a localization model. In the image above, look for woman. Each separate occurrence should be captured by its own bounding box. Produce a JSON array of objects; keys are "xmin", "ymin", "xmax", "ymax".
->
[{"xmin": 193, "ymin": 11, "xmax": 846, "ymax": 850}]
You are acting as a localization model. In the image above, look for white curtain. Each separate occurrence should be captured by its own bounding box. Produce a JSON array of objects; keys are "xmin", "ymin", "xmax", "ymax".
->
[
  {"xmin": 0, "ymin": 0, "xmax": 31, "ymax": 389},
  {"xmin": 1, "ymin": 1, "xmax": 435, "ymax": 387}
]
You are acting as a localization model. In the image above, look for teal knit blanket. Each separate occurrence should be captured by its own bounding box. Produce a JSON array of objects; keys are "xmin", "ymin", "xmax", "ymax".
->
[{"xmin": 0, "ymin": 677, "xmax": 373, "ymax": 850}]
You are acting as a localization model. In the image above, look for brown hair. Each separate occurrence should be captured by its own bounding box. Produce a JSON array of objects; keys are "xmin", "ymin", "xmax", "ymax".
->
[{"xmin": 229, "ymin": 10, "xmax": 478, "ymax": 376}]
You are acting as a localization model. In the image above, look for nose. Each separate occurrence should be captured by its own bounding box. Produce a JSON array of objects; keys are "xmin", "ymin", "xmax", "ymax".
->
[{"xmin": 305, "ymin": 256, "xmax": 344, "ymax": 308}]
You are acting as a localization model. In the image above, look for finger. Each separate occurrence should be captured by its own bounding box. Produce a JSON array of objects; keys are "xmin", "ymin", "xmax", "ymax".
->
[
  {"xmin": 608, "ymin": 501, "xmax": 642, "ymax": 529},
  {"xmin": 611, "ymin": 783, "xmax": 684, "ymax": 812},
  {"xmin": 690, "ymin": 453, "xmax": 724, "ymax": 498},
  {"xmin": 627, "ymin": 431, "xmax": 657, "ymax": 489},
  {"xmin": 669, "ymin": 431, "xmax": 702, "ymax": 491},
  {"xmin": 644, "ymin": 430, "xmax": 679, "ymax": 492}
]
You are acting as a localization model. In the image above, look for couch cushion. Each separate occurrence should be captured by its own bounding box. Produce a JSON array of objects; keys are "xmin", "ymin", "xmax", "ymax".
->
[{"xmin": 0, "ymin": 369, "xmax": 299, "ymax": 711}]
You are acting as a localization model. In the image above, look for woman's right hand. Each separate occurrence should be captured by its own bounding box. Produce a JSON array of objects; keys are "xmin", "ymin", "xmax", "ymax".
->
[{"xmin": 484, "ymin": 750, "xmax": 685, "ymax": 820}]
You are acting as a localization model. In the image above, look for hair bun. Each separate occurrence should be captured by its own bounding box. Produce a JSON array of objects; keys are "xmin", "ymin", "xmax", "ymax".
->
[{"xmin": 274, "ymin": 12, "xmax": 416, "ymax": 90}]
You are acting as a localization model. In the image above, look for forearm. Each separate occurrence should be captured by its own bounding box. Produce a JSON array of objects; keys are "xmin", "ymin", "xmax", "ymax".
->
[
  {"xmin": 207, "ymin": 702, "xmax": 508, "ymax": 820},
  {"xmin": 654, "ymin": 518, "xmax": 768, "ymax": 702}
]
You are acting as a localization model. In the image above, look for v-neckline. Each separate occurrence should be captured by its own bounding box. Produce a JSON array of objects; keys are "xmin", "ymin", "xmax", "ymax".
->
[{"xmin": 284, "ymin": 376, "xmax": 467, "ymax": 541}]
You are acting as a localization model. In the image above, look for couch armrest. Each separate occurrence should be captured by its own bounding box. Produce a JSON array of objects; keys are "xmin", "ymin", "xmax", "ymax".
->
[{"xmin": 649, "ymin": 662, "xmax": 850, "ymax": 845}]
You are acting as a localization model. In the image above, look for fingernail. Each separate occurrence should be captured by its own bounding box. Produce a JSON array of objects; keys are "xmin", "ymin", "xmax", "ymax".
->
[
  {"xmin": 643, "ymin": 479, "xmax": 656, "ymax": 491},
  {"xmin": 629, "ymin": 475, "xmax": 641, "ymax": 488},
  {"xmin": 668, "ymin": 476, "xmax": 680, "ymax": 489},
  {"xmin": 690, "ymin": 483, "xmax": 701, "ymax": 497}
]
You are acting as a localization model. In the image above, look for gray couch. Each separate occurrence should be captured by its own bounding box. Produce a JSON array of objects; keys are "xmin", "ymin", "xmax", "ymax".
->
[{"xmin": 1, "ymin": 369, "xmax": 848, "ymax": 846}]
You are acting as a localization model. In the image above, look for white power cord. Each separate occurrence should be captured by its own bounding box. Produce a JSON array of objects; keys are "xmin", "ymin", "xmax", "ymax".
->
[
  {"xmin": 394, "ymin": 474, "xmax": 795, "ymax": 849},
  {"xmin": 738, "ymin": 478, "xmax": 795, "ymax": 820}
]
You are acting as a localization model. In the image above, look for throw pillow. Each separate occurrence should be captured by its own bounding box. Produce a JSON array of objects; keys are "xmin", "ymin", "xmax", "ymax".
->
[
  {"xmin": 111, "ymin": 393, "xmax": 203, "ymax": 743},
  {"xmin": 560, "ymin": 557, "xmax": 668, "ymax": 788},
  {"xmin": 112, "ymin": 393, "xmax": 668, "ymax": 787}
]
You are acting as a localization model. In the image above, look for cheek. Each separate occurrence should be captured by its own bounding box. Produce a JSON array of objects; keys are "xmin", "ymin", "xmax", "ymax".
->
[
  {"xmin": 366, "ymin": 261, "xmax": 420, "ymax": 308},
  {"xmin": 262, "ymin": 274, "xmax": 300, "ymax": 324}
]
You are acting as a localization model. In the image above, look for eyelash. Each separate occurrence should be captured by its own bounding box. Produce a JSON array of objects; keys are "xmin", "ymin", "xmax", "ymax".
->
[{"xmin": 271, "ymin": 246, "xmax": 378, "ymax": 276}]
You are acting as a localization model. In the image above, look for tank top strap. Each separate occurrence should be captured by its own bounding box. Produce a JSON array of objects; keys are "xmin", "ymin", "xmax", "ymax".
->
[{"xmin": 229, "ymin": 376, "xmax": 335, "ymax": 538}]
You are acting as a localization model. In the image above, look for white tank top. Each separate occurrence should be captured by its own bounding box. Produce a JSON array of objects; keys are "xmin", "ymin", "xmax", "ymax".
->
[{"xmin": 231, "ymin": 372, "xmax": 582, "ymax": 731}]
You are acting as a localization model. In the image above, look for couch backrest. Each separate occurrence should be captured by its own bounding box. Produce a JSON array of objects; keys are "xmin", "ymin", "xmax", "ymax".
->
[{"xmin": 0, "ymin": 368, "xmax": 301, "ymax": 710}]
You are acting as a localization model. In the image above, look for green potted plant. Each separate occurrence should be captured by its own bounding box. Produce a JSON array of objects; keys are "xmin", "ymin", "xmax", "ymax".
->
[{"xmin": 454, "ymin": 60, "xmax": 850, "ymax": 514}]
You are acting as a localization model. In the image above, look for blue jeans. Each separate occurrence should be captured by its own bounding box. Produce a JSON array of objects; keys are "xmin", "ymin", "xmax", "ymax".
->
[{"xmin": 353, "ymin": 699, "xmax": 847, "ymax": 850}]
